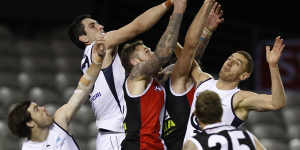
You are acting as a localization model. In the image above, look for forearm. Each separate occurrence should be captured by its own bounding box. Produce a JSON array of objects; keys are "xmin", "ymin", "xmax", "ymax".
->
[
  {"xmin": 132, "ymin": 1, "xmax": 170, "ymax": 34},
  {"xmin": 269, "ymin": 64, "xmax": 286, "ymax": 109},
  {"xmin": 155, "ymin": 13, "xmax": 183, "ymax": 64},
  {"xmin": 195, "ymin": 28, "xmax": 212, "ymax": 60},
  {"xmin": 64, "ymin": 62, "xmax": 102, "ymax": 122},
  {"xmin": 185, "ymin": 0, "xmax": 213, "ymax": 50}
]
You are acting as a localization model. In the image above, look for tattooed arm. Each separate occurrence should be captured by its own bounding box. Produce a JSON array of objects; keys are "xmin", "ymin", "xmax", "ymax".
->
[{"xmin": 129, "ymin": 0, "xmax": 186, "ymax": 82}]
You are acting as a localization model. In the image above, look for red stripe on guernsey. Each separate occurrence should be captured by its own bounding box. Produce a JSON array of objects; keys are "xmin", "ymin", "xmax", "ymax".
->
[
  {"xmin": 140, "ymin": 80, "xmax": 165, "ymax": 150},
  {"xmin": 186, "ymin": 87, "xmax": 196, "ymax": 107}
]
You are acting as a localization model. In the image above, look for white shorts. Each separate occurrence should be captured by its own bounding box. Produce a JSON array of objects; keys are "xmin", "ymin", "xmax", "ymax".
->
[{"xmin": 96, "ymin": 131, "xmax": 125, "ymax": 150}]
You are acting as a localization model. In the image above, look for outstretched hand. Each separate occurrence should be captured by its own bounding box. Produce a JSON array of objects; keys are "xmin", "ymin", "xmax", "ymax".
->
[
  {"xmin": 265, "ymin": 36, "xmax": 285, "ymax": 67},
  {"xmin": 207, "ymin": 1, "xmax": 224, "ymax": 31}
]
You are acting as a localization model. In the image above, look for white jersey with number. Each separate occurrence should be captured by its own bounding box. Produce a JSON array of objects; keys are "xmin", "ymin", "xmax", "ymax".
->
[
  {"xmin": 184, "ymin": 78, "xmax": 243, "ymax": 142},
  {"xmin": 187, "ymin": 122, "xmax": 256, "ymax": 150},
  {"xmin": 22, "ymin": 123, "xmax": 79, "ymax": 150},
  {"xmin": 81, "ymin": 43, "xmax": 126, "ymax": 132}
]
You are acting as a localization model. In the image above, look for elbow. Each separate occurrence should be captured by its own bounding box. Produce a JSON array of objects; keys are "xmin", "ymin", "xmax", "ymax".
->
[{"xmin": 270, "ymin": 99, "xmax": 286, "ymax": 110}]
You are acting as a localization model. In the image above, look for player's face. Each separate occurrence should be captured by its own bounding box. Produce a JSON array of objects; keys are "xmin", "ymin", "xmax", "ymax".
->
[
  {"xmin": 27, "ymin": 102, "xmax": 53, "ymax": 128},
  {"xmin": 81, "ymin": 18, "xmax": 105, "ymax": 44},
  {"xmin": 134, "ymin": 44, "xmax": 154, "ymax": 63},
  {"xmin": 219, "ymin": 53, "xmax": 248, "ymax": 82}
]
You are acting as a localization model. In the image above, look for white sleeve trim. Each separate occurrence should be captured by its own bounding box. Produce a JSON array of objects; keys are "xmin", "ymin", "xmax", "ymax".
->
[
  {"xmin": 169, "ymin": 78, "xmax": 194, "ymax": 96},
  {"xmin": 125, "ymin": 78, "xmax": 153, "ymax": 98}
]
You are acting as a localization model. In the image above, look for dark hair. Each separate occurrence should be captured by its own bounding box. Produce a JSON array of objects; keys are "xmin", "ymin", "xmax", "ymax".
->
[
  {"xmin": 195, "ymin": 90, "xmax": 223, "ymax": 124},
  {"xmin": 236, "ymin": 50, "xmax": 254, "ymax": 74},
  {"xmin": 7, "ymin": 101, "xmax": 32, "ymax": 138},
  {"xmin": 120, "ymin": 40, "xmax": 144, "ymax": 73},
  {"xmin": 68, "ymin": 14, "xmax": 92, "ymax": 49}
]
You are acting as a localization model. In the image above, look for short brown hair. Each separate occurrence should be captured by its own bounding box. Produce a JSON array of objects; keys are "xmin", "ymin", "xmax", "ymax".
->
[
  {"xmin": 236, "ymin": 50, "xmax": 254, "ymax": 74},
  {"xmin": 195, "ymin": 90, "xmax": 223, "ymax": 124},
  {"xmin": 68, "ymin": 14, "xmax": 92, "ymax": 49},
  {"xmin": 120, "ymin": 40, "xmax": 144, "ymax": 73},
  {"xmin": 7, "ymin": 101, "xmax": 32, "ymax": 138}
]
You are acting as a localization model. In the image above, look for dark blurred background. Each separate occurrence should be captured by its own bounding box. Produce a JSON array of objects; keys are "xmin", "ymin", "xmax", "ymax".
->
[{"xmin": 0, "ymin": 1, "xmax": 300, "ymax": 150}]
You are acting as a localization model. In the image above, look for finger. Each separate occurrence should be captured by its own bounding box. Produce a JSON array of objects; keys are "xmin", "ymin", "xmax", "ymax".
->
[
  {"xmin": 272, "ymin": 36, "xmax": 280, "ymax": 50},
  {"xmin": 211, "ymin": 1, "xmax": 218, "ymax": 12},
  {"xmin": 219, "ymin": 18, "xmax": 225, "ymax": 24},
  {"xmin": 215, "ymin": 3, "xmax": 221, "ymax": 14},
  {"xmin": 265, "ymin": 45, "xmax": 271, "ymax": 55},
  {"xmin": 219, "ymin": 9, "xmax": 224, "ymax": 17},
  {"xmin": 279, "ymin": 44, "xmax": 286, "ymax": 53}
]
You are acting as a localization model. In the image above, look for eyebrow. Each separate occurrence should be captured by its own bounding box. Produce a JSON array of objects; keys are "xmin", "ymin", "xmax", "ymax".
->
[{"xmin": 230, "ymin": 55, "xmax": 243, "ymax": 64}]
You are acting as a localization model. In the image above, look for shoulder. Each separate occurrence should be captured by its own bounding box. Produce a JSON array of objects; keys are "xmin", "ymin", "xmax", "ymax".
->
[
  {"xmin": 235, "ymin": 90, "xmax": 257, "ymax": 101},
  {"xmin": 183, "ymin": 138, "xmax": 203, "ymax": 150}
]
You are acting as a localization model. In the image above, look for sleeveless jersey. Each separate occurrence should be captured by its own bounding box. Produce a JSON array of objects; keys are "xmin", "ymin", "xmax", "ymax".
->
[
  {"xmin": 22, "ymin": 122, "xmax": 80, "ymax": 150},
  {"xmin": 81, "ymin": 43, "xmax": 126, "ymax": 132},
  {"xmin": 163, "ymin": 78, "xmax": 195, "ymax": 150},
  {"xmin": 184, "ymin": 79, "xmax": 243, "ymax": 142},
  {"xmin": 122, "ymin": 78, "xmax": 166, "ymax": 150},
  {"xmin": 188, "ymin": 122, "xmax": 256, "ymax": 150}
]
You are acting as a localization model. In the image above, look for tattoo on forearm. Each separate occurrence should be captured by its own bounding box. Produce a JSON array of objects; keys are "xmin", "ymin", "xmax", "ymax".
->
[
  {"xmin": 129, "ymin": 13, "xmax": 184, "ymax": 79},
  {"xmin": 155, "ymin": 14, "xmax": 183, "ymax": 64},
  {"xmin": 195, "ymin": 35, "xmax": 211, "ymax": 60}
]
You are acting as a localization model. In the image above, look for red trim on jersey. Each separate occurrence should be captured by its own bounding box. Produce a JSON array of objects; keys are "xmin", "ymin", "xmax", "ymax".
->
[
  {"xmin": 186, "ymin": 87, "xmax": 196, "ymax": 107},
  {"xmin": 139, "ymin": 80, "xmax": 165, "ymax": 150}
]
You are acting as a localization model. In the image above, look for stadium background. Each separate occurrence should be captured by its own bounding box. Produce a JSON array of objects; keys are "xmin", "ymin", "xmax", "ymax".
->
[{"xmin": 0, "ymin": 0, "xmax": 299, "ymax": 150}]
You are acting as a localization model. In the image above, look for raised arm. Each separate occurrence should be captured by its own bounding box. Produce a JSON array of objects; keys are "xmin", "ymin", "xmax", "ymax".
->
[
  {"xmin": 171, "ymin": 0, "xmax": 215, "ymax": 93},
  {"xmin": 105, "ymin": 0, "xmax": 173, "ymax": 49},
  {"xmin": 54, "ymin": 35, "xmax": 106, "ymax": 131},
  {"xmin": 195, "ymin": 2, "xmax": 224, "ymax": 60},
  {"xmin": 128, "ymin": 0, "xmax": 186, "ymax": 82},
  {"xmin": 237, "ymin": 36, "xmax": 286, "ymax": 112}
]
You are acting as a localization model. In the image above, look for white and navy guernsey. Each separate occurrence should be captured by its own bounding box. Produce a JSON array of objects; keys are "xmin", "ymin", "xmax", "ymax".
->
[
  {"xmin": 187, "ymin": 122, "xmax": 256, "ymax": 150},
  {"xmin": 185, "ymin": 79, "xmax": 244, "ymax": 142},
  {"xmin": 81, "ymin": 42, "xmax": 126, "ymax": 132},
  {"xmin": 22, "ymin": 122, "xmax": 80, "ymax": 150}
]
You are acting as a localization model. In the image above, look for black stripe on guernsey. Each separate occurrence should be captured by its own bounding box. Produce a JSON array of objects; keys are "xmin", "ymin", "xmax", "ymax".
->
[
  {"xmin": 102, "ymin": 62, "xmax": 123, "ymax": 114},
  {"xmin": 231, "ymin": 92, "xmax": 244, "ymax": 127},
  {"xmin": 81, "ymin": 45, "xmax": 93, "ymax": 74},
  {"xmin": 53, "ymin": 122, "xmax": 80, "ymax": 150},
  {"xmin": 121, "ymin": 82, "xmax": 141, "ymax": 150}
]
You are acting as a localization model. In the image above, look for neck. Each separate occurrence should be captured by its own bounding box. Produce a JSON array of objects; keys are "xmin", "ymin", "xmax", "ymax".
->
[
  {"xmin": 199, "ymin": 122, "xmax": 208, "ymax": 129},
  {"xmin": 216, "ymin": 79, "xmax": 239, "ymax": 90},
  {"xmin": 30, "ymin": 126, "xmax": 50, "ymax": 142}
]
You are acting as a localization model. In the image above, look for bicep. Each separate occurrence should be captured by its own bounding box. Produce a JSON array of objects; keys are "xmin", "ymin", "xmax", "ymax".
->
[
  {"xmin": 238, "ymin": 93, "xmax": 273, "ymax": 111},
  {"xmin": 106, "ymin": 27, "xmax": 138, "ymax": 49},
  {"xmin": 183, "ymin": 140, "xmax": 200, "ymax": 150}
]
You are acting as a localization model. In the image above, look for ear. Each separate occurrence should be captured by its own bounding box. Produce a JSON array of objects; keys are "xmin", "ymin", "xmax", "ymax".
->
[
  {"xmin": 240, "ymin": 72, "xmax": 250, "ymax": 81},
  {"xmin": 26, "ymin": 120, "xmax": 35, "ymax": 128},
  {"xmin": 79, "ymin": 35, "xmax": 89, "ymax": 44},
  {"xmin": 130, "ymin": 57, "xmax": 140, "ymax": 67}
]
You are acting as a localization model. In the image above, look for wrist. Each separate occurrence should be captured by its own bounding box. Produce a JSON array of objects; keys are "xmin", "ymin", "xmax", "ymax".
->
[
  {"xmin": 163, "ymin": 0, "xmax": 173, "ymax": 9},
  {"xmin": 201, "ymin": 27, "xmax": 213, "ymax": 39},
  {"xmin": 269, "ymin": 63, "xmax": 279, "ymax": 69}
]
